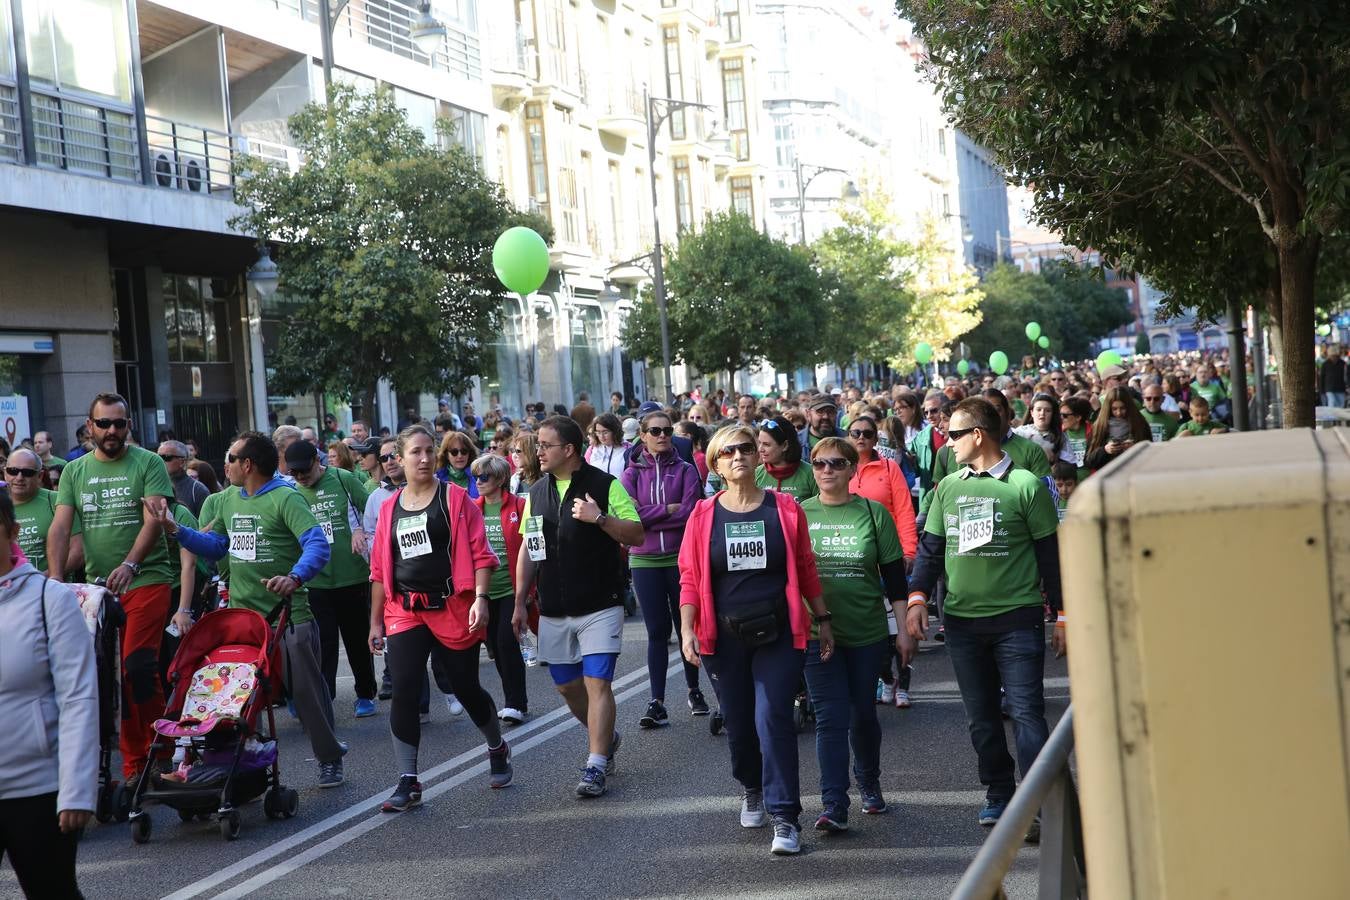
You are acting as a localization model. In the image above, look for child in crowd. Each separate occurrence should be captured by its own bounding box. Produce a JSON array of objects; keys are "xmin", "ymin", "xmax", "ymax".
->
[
  {"xmin": 1052, "ymin": 460, "xmax": 1077, "ymax": 522},
  {"xmin": 1177, "ymin": 396, "xmax": 1229, "ymax": 437}
]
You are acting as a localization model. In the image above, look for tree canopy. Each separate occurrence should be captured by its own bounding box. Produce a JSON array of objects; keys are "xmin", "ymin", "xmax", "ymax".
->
[{"xmin": 231, "ymin": 84, "xmax": 548, "ymax": 402}]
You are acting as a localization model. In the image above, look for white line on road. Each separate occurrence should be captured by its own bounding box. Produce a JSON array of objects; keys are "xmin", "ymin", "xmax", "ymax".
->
[
  {"xmin": 160, "ymin": 653, "xmax": 676, "ymax": 900},
  {"xmin": 210, "ymin": 661, "xmax": 681, "ymax": 900}
]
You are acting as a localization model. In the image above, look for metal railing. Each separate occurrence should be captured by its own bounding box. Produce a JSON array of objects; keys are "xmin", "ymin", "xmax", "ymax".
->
[
  {"xmin": 490, "ymin": 22, "xmax": 532, "ymax": 75},
  {"xmin": 951, "ymin": 706, "xmax": 1087, "ymax": 900},
  {"xmin": 0, "ymin": 82, "xmax": 20, "ymax": 163},
  {"xmin": 145, "ymin": 115, "xmax": 235, "ymax": 195},
  {"xmin": 30, "ymin": 89, "xmax": 139, "ymax": 181}
]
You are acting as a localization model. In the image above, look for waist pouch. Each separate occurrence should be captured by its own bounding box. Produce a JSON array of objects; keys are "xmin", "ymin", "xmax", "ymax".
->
[
  {"xmin": 399, "ymin": 591, "xmax": 447, "ymax": 611},
  {"xmin": 719, "ymin": 601, "xmax": 787, "ymax": 649}
]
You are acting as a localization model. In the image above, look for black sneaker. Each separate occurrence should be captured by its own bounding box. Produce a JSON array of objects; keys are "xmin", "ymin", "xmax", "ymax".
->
[
  {"xmin": 638, "ymin": 699, "xmax": 669, "ymax": 729},
  {"xmin": 488, "ymin": 741, "xmax": 513, "ymax": 789},
  {"xmin": 687, "ymin": 689, "xmax": 710, "ymax": 716},
  {"xmin": 378, "ymin": 671, "xmax": 393, "ymax": 701},
  {"xmin": 381, "ymin": 775, "xmax": 422, "ymax": 812}
]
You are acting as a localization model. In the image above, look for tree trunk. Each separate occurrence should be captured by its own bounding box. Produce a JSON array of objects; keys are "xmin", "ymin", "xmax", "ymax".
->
[{"xmin": 1276, "ymin": 240, "xmax": 1319, "ymax": 428}]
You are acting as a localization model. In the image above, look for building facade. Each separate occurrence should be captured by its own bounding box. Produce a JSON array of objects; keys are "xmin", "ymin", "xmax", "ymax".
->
[{"xmin": 956, "ymin": 130, "xmax": 1011, "ymax": 274}]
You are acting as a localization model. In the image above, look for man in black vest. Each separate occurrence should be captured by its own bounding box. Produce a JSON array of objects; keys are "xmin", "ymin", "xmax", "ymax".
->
[{"xmin": 513, "ymin": 416, "xmax": 644, "ymax": 798}]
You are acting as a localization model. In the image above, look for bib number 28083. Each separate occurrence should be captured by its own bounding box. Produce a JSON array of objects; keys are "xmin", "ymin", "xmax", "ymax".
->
[
  {"xmin": 724, "ymin": 521, "xmax": 767, "ymax": 571},
  {"xmin": 957, "ymin": 499, "xmax": 995, "ymax": 554},
  {"xmin": 524, "ymin": 516, "xmax": 546, "ymax": 562}
]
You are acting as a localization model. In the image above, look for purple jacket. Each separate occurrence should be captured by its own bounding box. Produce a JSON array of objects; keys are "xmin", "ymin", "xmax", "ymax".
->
[{"xmin": 620, "ymin": 447, "xmax": 701, "ymax": 558}]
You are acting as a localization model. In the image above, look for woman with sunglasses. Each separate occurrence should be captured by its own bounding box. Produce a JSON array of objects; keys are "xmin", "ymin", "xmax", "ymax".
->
[
  {"xmin": 801, "ymin": 437, "xmax": 914, "ymax": 830},
  {"xmin": 1015, "ymin": 393, "xmax": 1074, "ymax": 467},
  {"xmin": 1059, "ymin": 396, "xmax": 1094, "ymax": 478},
  {"xmin": 435, "ymin": 431, "xmax": 479, "ymax": 499},
  {"xmin": 622, "ymin": 410, "xmax": 707, "ymax": 726},
  {"xmin": 471, "ymin": 453, "xmax": 530, "ymax": 725},
  {"xmin": 845, "ymin": 416, "xmax": 918, "ymax": 563},
  {"xmin": 754, "ymin": 415, "xmax": 817, "ymax": 502},
  {"xmin": 678, "ymin": 425, "xmax": 832, "ymax": 856},
  {"xmin": 584, "ymin": 413, "xmax": 629, "ymax": 479}
]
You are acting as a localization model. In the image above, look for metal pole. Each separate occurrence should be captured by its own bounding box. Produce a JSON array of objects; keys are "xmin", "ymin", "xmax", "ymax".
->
[
  {"xmin": 645, "ymin": 90, "xmax": 674, "ymax": 403},
  {"xmin": 796, "ymin": 160, "xmax": 806, "ymax": 245},
  {"xmin": 1251, "ymin": 308, "xmax": 1268, "ymax": 429},
  {"xmin": 1226, "ymin": 297, "xmax": 1250, "ymax": 431},
  {"xmin": 318, "ymin": 0, "xmax": 336, "ymax": 97}
]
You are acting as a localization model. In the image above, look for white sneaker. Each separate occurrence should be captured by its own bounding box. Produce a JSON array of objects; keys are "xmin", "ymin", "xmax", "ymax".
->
[
  {"xmin": 740, "ymin": 789, "xmax": 768, "ymax": 828},
  {"xmin": 771, "ymin": 819, "xmax": 802, "ymax": 855},
  {"xmin": 879, "ymin": 682, "xmax": 896, "ymax": 705},
  {"xmin": 895, "ymin": 689, "xmax": 912, "ymax": 709},
  {"xmin": 445, "ymin": 694, "xmax": 465, "ymax": 716},
  {"xmin": 498, "ymin": 707, "xmax": 526, "ymax": 725}
]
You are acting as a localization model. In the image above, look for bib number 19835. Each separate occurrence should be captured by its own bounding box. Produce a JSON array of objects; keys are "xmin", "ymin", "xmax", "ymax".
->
[{"xmin": 957, "ymin": 499, "xmax": 995, "ymax": 554}]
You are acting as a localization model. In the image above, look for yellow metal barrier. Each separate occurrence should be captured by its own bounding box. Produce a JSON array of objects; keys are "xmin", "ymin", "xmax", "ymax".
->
[{"xmin": 1061, "ymin": 429, "xmax": 1350, "ymax": 899}]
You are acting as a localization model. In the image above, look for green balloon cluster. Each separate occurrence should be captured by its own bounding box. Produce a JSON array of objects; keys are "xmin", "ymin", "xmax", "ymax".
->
[
  {"xmin": 1038, "ymin": 335, "xmax": 1050, "ymax": 349},
  {"xmin": 1025, "ymin": 321, "xmax": 1041, "ymax": 342},
  {"xmin": 1096, "ymin": 349, "xmax": 1124, "ymax": 372},
  {"xmin": 956, "ymin": 359, "xmax": 970, "ymax": 376},
  {"xmin": 492, "ymin": 226, "xmax": 550, "ymax": 295},
  {"xmin": 1317, "ymin": 324, "xmax": 1332, "ymax": 337},
  {"xmin": 988, "ymin": 350, "xmax": 1009, "ymax": 375},
  {"xmin": 914, "ymin": 342, "xmax": 934, "ymax": 365}
]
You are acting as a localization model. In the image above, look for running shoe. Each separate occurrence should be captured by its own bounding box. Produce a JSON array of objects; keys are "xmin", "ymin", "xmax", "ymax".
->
[
  {"xmin": 498, "ymin": 707, "xmax": 526, "ymax": 726},
  {"xmin": 1025, "ymin": 815, "xmax": 1042, "ymax": 844},
  {"xmin": 606, "ymin": 731, "xmax": 622, "ymax": 776},
  {"xmin": 445, "ymin": 694, "xmax": 465, "ymax": 716},
  {"xmin": 979, "ymin": 798, "xmax": 1009, "ymax": 826},
  {"xmin": 770, "ymin": 818, "xmax": 802, "ymax": 855},
  {"xmin": 354, "ymin": 698, "xmax": 377, "ymax": 718},
  {"xmin": 740, "ymin": 789, "xmax": 767, "ymax": 828},
  {"xmin": 879, "ymin": 682, "xmax": 896, "ymax": 705},
  {"xmin": 318, "ymin": 759, "xmax": 344, "ymax": 788},
  {"xmin": 488, "ymin": 741, "xmax": 513, "ymax": 789},
  {"xmin": 638, "ymin": 699, "xmax": 668, "ymax": 728},
  {"xmin": 859, "ymin": 782, "xmax": 889, "ymax": 815},
  {"xmin": 687, "ymin": 689, "xmax": 710, "ymax": 716},
  {"xmin": 814, "ymin": 808, "xmax": 849, "ymax": 832},
  {"xmin": 575, "ymin": 766, "xmax": 607, "ymax": 798},
  {"xmin": 894, "ymin": 690, "xmax": 912, "ymax": 709},
  {"xmin": 381, "ymin": 775, "xmax": 423, "ymax": 812}
]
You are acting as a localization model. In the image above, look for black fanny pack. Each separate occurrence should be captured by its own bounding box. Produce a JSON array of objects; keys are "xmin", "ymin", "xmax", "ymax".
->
[
  {"xmin": 398, "ymin": 591, "xmax": 446, "ymax": 611},
  {"xmin": 719, "ymin": 601, "xmax": 787, "ymax": 649}
]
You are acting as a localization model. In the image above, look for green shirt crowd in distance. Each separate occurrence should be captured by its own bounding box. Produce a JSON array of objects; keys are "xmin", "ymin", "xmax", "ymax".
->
[
  {"xmin": 203, "ymin": 485, "xmax": 321, "ymax": 625},
  {"xmin": 801, "ymin": 495, "xmax": 903, "ymax": 647},
  {"xmin": 293, "ymin": 466, "xmax": 372, "ymax": 589},
  {"xmin": 56, "ymin": 445, "xmax": 174, "ymax": 589}
]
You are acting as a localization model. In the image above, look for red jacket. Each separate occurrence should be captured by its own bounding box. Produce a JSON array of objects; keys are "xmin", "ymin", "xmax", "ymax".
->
[
  {"xmin": 849, "ymin": 454, "xmax": 918, "ymax": 557},
  {"xmin": 678, "ymin": 492, "xmax": 822, "ymax": 655},
  {"xmin": 473, "ymin": 493, "xmax": 527, "ymax": 590}
]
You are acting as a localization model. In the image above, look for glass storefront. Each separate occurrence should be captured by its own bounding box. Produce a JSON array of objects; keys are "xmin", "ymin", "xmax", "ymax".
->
[{"xmin": 569, "ymin": 303, "xmax": 606, "ymax": 401}]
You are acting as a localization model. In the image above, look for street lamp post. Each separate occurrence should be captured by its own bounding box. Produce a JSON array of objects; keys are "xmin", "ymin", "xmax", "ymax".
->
[
  {"xmin": 795, "ymin": 161, "xmax": 858, "ymax": 245},
  {"xmin": 318, "ymin": 1, "xmax": 444, "ymax": 94}
]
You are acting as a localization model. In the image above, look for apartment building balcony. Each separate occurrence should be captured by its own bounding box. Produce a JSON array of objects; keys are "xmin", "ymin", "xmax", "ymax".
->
[
  {"xmin": 489, "ymin": 23, "xmax": 532, "ymax": 108},
  {"xmin": 596, "ymin": 82, "xmax": 645, "ymax": 139}
]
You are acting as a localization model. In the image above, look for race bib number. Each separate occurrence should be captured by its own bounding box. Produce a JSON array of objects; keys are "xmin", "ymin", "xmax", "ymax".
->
[
  {"xmin": 319, "ymin": 520, "xmax": 335, "ymax": 544},
  {"xmin": 724, "ymin": 521, "xmax": 767, "ymax": 571},
  {"xmin": 228, "ymin": 515, "xmax": 257, "ymax": 561},
  {"xmin": 957, "ymin": 499, "xmax": 995, "ymax": 554},
  {"xmin": 524, "ymin": 516, "xmax": 546, "ymax": 562},
  {"xmin": 396, "ymin": 513, "xmax": 431, "ymax": 559},
  {"xmin": 1149, "ymin": 423, "xmax": 1165, "ymax": 444}
]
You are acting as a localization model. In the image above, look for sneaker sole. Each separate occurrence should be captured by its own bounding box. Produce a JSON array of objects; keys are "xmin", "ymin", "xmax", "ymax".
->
[
  {"xmin": 689, "ymin": 708, "xmax": 710, "ymax": 716},
  {"xmin": 490, "ymin": 775, "xmax": 513, "ymax": 789},
  {"xmin": 741, "ymin": 815, "xmax": 768, "ymax": 829},
  {"xmin": 979, "ymin": 816, "xmax": 1001, "ymax": 826},
  {"xmin": 575, "ymin": 786, "xmax": 606, "ymax": 798},
  {"xmin": 862, "ymin": 805, "xmax": 889, "ymax": 815},
  {"xmin": 638, "ymin": 717, "xmax": 668, "ymax": 728},
  {"xmin": 814, "ymin": 819, "xmax": 848, "ymax": 832},
  {"xmin": 354, "ymin": 709, "xmax": 377, "ymax": 718},
  {"xmin": 771, "ymin": 842, "xmax": 802, "ymax": 855},
  {"xmin": 381, "ymin": 797, "xmax": 421, "ymax": 813}
]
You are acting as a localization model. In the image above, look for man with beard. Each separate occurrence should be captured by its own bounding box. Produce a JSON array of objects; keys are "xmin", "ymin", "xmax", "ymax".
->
[{"xmin": 48, "ymin": 392, "xmax": 175, "ymax": 787}]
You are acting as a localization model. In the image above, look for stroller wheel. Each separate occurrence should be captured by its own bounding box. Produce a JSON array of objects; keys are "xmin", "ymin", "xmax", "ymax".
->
[
  {"xmin": 219, "ymin": 809, "xmax": 241, "ymax": 841},
  {"xmin": 111, "ymin": 783, "xmax": 132, "ymax": 823},
  {"xmin": 95, "ymin": 782, "xmax": 116, "ymax": 824},
  {"xmin": 264, "ymin": 790, "xmax": 282, "ymax": 820},
  {"xmin": 130, "ymin": 813, "xmax": 152, "ymax": 845},
  {"xmin": 709, "ymin": 710, "xmax": 724, "ymax": 736},
  {"xmin": 282, "ymin": 788, "xmax": 299, "ymax": 819}
]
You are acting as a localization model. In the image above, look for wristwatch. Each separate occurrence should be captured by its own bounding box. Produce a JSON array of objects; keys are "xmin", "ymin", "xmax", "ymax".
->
[
  {"xmin": 812, "ymin": 612, "xmax": 833, "ymax": 624},
  {"xmin": 475, "ymin": 593, "xmax": 492, "ymax": 602},
  {"xmin": 287, "ymin": 572, "xmax": 304, "ymax": 587},
  {"xmin": 121, "ymin": 560, "xmax": 142, "ymax": 576},
  {"xmin": 594, "ymin": 513, "xmax": 608, "ymax": 528}
]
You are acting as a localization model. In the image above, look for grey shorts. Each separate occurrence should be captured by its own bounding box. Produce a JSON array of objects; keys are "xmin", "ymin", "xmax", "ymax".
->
[{"xmin": 537, "ymin": 606, "xmax": 625, "ymax": 666}]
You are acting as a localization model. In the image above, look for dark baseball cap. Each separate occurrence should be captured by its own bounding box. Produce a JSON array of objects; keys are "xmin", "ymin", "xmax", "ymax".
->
[
  {"xmin": 284, "ymin": 440, "xmax": 319, "ymax": 468},
  {"xmin": 808, "ymin": 396, "xmax": 838, "ymax": 411},
  {"xmin": 637, "ymin": 401, "xmax": 665, "ymax": 416},
  {"xmin": 351, "ymin": 438, "xmax": 380, "ymax": 456}
]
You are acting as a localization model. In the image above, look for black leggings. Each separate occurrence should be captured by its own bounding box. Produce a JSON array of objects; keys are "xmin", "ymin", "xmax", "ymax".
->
[
  {"xmin": 0, "ymin": 792, "xmax": 81, "ymax": 899},
  {"xmin": 387, "ymin": 626, "xmax": 496, "ymax": 756},
  {"xmin": 485, "ymin": 594, "xmax": 528, "ymax": 711}
]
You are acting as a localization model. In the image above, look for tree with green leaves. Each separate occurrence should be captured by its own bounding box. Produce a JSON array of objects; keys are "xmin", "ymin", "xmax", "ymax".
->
[
  {"xmin": 231, "ymin": 84, "xmax": 548, "ymax": 408},
  {"xmin": 898, "ymin": 0, "xmax": 1350, "ymax": 426}
]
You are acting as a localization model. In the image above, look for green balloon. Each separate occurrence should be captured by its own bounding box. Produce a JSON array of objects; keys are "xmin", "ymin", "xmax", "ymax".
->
[
  {"xmin": 989, "ymin": 350, "xmax": 1009, "ymax": 375},
  {"xmin": 1025, "ymin": 321, "xmax": 1042, "ymax": 342},
  {"xmin": 1096, "ymin": 349, "xmax": 1124, "ymax": 372},
  {"xmin": 1038, "ymin": 335, "xmax": 1050, "ymax": 349},
  {"xmin": 492, "ymin": 226, "xmax": 551, "ymax": 295},
  {"xmin": 914, "ymin": 342, "xmax": 934, "ymax": 365},
  {"xmin": 956, "ymin": 359, "xmax": 970, "ymax": 376},
  {"xmin": 1317, "ymin": 324, "xmax": 1332, "ymax": 336}
]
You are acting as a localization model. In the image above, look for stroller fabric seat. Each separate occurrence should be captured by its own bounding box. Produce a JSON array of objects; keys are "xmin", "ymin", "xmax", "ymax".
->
[{"xmin": 154, "ymin": 655, "xmax": 258, "ymax": 738}]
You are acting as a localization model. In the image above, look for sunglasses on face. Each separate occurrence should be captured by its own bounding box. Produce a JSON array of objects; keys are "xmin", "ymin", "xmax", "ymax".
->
[
  {"xmin": 290, "ymin": 465, "xmax": 313, "ymax": 476},
  {"xmin": 924, "ymin": 408, "xmax": 942, "ymax": 418},
  {"xmin": 379, "ymin": 452, "xmax": 396, "ymax": 462},
  {"xmin": 849, "ymin": 429, "xmax": 876, "ymax": 439},
  {"xmin": 92, "ymin": 417, "xmax": 129, "ymax": 430},
  {"xmin": 473, "ymin": 472, "xmax": 495, "ymax": 482},
  {"xmin": 5, "ymin": 466, "xmax": 37, "ymax": 478},
  {"xmin": 159, "ymin": 454, "xmax": 182, "ymax": 461},
  {"xmin": 447, "ymin": 447, "xmax": 470, "ymax": 456},
  {"xmin": 225, "ymin": 451, "xmax": 241, "ymax": 464},
  {"xmin": 811, "ymin": 457, "xmax": 849, "ymax": 471},
  {"xmin": 947, "ymin": 427, "xmax": 980, "ymax": 441},
  {"xmin": 1060, "ymin": 411, "xmax": 1075, "ymax": 419},
  {"xmin": 717, "ymin": 441, "xmax": 756, "ymax": 458},
  {"xmin": 645, "ymin": 426, "xmax": 675, "ymax": 437}
]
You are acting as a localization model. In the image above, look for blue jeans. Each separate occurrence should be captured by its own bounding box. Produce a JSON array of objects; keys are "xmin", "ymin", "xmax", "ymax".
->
[
  {"xmin": 701, "ymin": 622, "xmax": 805, "ymax": 823},
  {"xmin": 803, "ymin": 638, "xmax": 887, "ymax": 814},
  {"xmin": 631, "ymin": 565, "xmax": 700, "ymax": 701},
  {"xmin": 945, "ymin": 621, "xmax": 1050, "ymax": 802},
  {"xmin": 1326, "ymin": 391, "xmax": 1346, "ymax": 409}
]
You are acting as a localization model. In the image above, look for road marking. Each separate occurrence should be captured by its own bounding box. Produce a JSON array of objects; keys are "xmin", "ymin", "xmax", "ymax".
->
[
  {"xmin": 210, "ymin": 661, "xmax": 681, "ymax": 900},
  {"xmin": 160, "ymin": 653, "xmax": 676, "ymax": 900}
]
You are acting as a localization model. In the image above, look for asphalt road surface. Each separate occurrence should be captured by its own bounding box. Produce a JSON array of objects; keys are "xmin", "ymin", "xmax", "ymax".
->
[{"xmin": 2, "ymin": 614, "xmax": 1069, "ymax": 900}]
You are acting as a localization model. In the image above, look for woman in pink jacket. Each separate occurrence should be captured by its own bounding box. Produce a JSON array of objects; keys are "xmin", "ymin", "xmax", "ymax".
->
[
  {"xmin": 678, "ymin": 425, "xmax": 833, "ymax": 857},
  {"xmin": 367, "ymin": 425, "xmax": 513, "ymax": 813}
]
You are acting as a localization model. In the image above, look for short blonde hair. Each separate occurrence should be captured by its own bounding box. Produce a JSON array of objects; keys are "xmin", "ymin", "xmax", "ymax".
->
[
  {"xmin": 810, "ymin": 436, "xmax": 857, "ymax": 466},
  {"xmin": 706, "ymin": 424, "xmax": 758, "ymax": 471}
]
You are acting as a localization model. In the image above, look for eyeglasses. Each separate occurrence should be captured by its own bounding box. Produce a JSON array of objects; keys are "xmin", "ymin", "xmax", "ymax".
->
[
  {"xmin": 536, "ymin": 441, "xmax": 564, "ymax": 451},
  {"xmin": 716, "ymin": 441, "xmax": 757, "ymax": 458},
  {"xmin": 644, "ymin": 426, "xmax": 675, "ymax": 437},
  {"xmin": 849, "ymin": 429, "xmax": 876, "ymax": 439},
  {"xmin": 379, "ymin": 452, "xmax": 396, "ymax": 462},
  {"xmin": 947, "ymin": 427, "xmax": 981, "ymax": 441},
  {"xmin": 447, "ymin": 447, "xmax": 470, "ymax": 456},
  {"xmin": 5, "ymin": 466, "xmax": 37, "ymax": 478},
  {"xmin": 811, "ymin": 458, "xmax": 850, "ymax": 471},
  {"xmin": 92, "ymin": 417, "xmax": 129, "ymax": 430},
  {"xmin": 924, "ymin": 408, "xmax": 942, "ymax": 418},
  {"xmin": 158, "ymin": 454, "xmax": 182, "ymax": 461}
]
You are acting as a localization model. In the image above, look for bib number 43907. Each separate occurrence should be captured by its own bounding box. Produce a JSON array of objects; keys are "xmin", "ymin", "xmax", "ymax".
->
[{"xmin": 957, "ymin": 499, "xmax": 995, "ymax": 554}]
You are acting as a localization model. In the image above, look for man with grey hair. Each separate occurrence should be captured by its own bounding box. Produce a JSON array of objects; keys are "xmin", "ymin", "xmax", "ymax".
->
[
  {"xmin": 272, "ymin": 424, "xmax": 303, "ymax": 480},
  {"xmin": 157, "ymin": 439, "xmax": 209, "ymax": 517}
]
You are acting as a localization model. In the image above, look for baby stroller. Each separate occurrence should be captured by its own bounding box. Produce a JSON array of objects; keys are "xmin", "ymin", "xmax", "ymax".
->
[
  {"xmin": 70, "ymin": 583, "xmax": 125, "ymax": 824},
  {"xmin": 793, "ymin": 674, "xmax": 815, "ymax": 734},
  {"xmin": 126, "ymin": 605, "xmax": 298, "ymax": 843}
]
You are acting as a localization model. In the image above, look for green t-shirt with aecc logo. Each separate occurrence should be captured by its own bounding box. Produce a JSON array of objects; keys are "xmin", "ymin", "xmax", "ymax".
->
[
  {"xmin": 202, "ymin": 484, "xmax": 321, "ymax": 625},
  {"xmin": 1139, "ymin": 408, "xmax": 1179, "ymax": 442},
  {"xmin": 13, "ymin": 488, "xmax": 80, "ymax": 574},
  {"xmin": 754, "ymin": 463, "xmax": 818, "ymax": 502},
  {"xmin": 482, "ymin": 501, "xmax": 515, "ymax": 599},
  {"xmin": 801, "ymin": 495, "xmax": 903, "ymax": 647},
  {"xmin": 924, "ymin": 467, "xmax": 1060, "ymax": 620},
  {"xmin": 293, "ymin": 466, "xmax": 372, "ymax": 589},
  {"xmin": 56, "ymin": 445, "xmax": 174, "ymax": 589}
]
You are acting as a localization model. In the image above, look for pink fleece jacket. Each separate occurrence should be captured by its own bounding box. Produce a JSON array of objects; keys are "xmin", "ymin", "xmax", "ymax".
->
[{"xmin": 678, "ymin": 492, "xmax": 822, "ymax": 655}]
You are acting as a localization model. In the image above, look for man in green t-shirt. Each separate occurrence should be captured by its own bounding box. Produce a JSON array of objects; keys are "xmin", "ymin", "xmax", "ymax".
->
[
  {"xmin": 48, "ymin": 392, "xmax": 175, "ymax": 783},
  {"xmin": 157, "ymin": 431, "xmax": 347, "ymax": 788},
  {"xmin": 5, "ymin": 447, "xmax": 82, "ymax": 574},
  {"xmin": 1140, "ymin": 385, "xmax": 1180, "ymax": 442},
  {"xmin": 288, "ymin": 440, "xmax": 377, "ymax": 718},
  {"xmin": 905, "ymin": 397, "xmax": 1064, "ymax": 840},
  {"xmin": 32, "ymin": 430, "xmax": 66, "ymax": 474}
]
